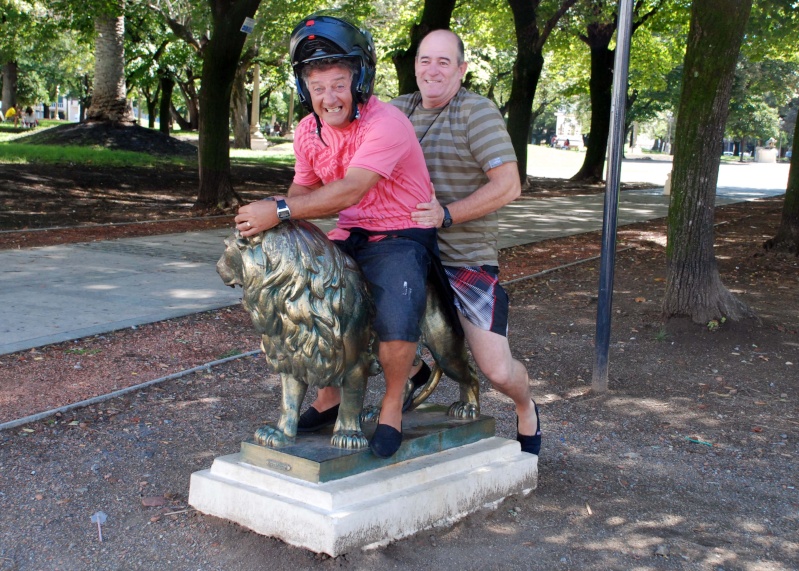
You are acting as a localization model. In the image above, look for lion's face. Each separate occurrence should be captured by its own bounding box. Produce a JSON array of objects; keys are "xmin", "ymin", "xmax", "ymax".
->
[
  {"xmin": 217, "ymin": 233, "xmax": 248, "ymax": 288},
  {"xmin": 217, "ymin": 223, "xmax": 375, "ymax": 388}
]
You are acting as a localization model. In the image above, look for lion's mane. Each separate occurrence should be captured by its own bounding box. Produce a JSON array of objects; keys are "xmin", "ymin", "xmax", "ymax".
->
[{"xmin": 230, "ymin": 221, "xmax": 374, "ymax": 388}]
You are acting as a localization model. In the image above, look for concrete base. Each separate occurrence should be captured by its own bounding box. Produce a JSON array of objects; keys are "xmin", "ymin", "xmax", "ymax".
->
[
  {"xmin": 189, "ymin": 437, "xmax": 537, "ymax": 556},
  {"xmin": 755, "ymin": 147, "xmax": 777, "ymax": 163},
  {"xmin": 250, "ymin": 137, "xmax": 269, "ymax": 151}
]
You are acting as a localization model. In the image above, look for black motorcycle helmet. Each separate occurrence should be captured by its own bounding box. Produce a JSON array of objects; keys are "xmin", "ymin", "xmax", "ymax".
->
[{"xmin": 290, "ymin": 15, "xmax": 376, "ymax": 125}]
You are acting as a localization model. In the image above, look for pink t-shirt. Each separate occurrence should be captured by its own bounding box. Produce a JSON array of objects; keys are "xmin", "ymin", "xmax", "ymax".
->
[{"xmin": 293, "ymin": 97, "xmax": 433, "ymax": 241}]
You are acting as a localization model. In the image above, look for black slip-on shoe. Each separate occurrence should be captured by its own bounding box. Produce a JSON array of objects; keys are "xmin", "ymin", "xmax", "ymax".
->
[
  {"xmin": 296, "ymin": 404, "xmax": 339, "ymax": 433},
  {"xmin": 516, "ymin": 401, "xmax": 541, "ymax": 455},
  {"xmin": 402, "ymin": 361, "xmax": 432, "ymax": 412},
  {"xmin": 369, "ymin": 423, "xmax": 402, "ymax": 458}
]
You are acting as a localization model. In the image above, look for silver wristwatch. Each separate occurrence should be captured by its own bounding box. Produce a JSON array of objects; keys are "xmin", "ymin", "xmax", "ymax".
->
[{"xmin": 275, "ymin": 198, "xmax": 291, "ymax": 221}]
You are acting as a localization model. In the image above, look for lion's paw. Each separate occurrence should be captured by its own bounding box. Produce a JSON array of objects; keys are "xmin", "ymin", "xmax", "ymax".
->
[
  {"xmin": 330, "ymin": 431, "xmax": 369, "ymax": 450},
  {"xmin": 447, "ymin": 401, "xmax": 479, "ymax": 420},
  {"xmin": 360, "ymin": 406, "xmax": 381, "ymax": 424},
  {"xmin": 253, "ymin": 425, "xmax": 294, "ymax": 448}
]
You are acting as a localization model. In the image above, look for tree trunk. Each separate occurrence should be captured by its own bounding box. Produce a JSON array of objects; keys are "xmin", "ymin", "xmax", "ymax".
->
[
  {"xmin": 194, "ymin": 0, "xmax": 260, "ymax": 212},
  {"xmin": 2, "ymin": 62, "xmax": 18, "ymax": 114},
  {"xmin": 391, "ymin": 0, "xmax": 456, "ymax": 95},
  {"xmin": 178, "ymin": 69, "xmax": 200, "ymax": 130},
  {"xmin": 231, "ymin": 64, "xmax": 250, "ymax": 149},
  {"xmin": 231, "ymin": 47, "xmax": 257, "ymax": 149},
  {"xmin": 571, "ymin": 23, "xmax": 615, "ymax": 182},
  {"xmin": 764, "ymin": 112, "xmax": 799, "ymax": 253},
  {"xmin": 159, "ymin": 74, "xmax": 174, "ymax": 135},
  {"xmin": 141, "ymin": 84, "xmax": 160, "ymax": 129},
  {"xmin": 171, "ymin": 103, "xmax": 192, "ymax": 131},
  {"xmin": 663, "ymin": 0, "xmax": 754, "ymax": 324},
  {"xmin": 86, "ymin": 5, "xmax": 134, "ymax": 124},
  {"xmin": 506, "ymin": 0, "xmax": 545, "ymax": 184}
]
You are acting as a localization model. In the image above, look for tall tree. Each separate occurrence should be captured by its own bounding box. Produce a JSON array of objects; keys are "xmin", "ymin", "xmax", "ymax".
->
[
  {"xmin": 86, "ymin": 0, "xmax": 134, "ymax": 122},
  {"xmin": 622, "ymin": 11, "xmax": 690, "ymax": 149},
  {"xmin": 154, "ymin": 0, "xmax": 327, "ymax": 210},
  {"xmin": 569, "ymin": 0, "xmax": 664, "ymax": 182},
  {"xmin": 230, "ymin": 45, "xmax": 257, "ymax": 149},
  {"xmin": 766, "ymin": 107, "xmax": 799, "ymax": 253},
  {"xmin": 752, "ymin": 0, "xmax": 799, "ymax": 253},
  {"xmin": 0, "ymin": 0, "xmax": 41, "ymax": 113},
  {"xmin": 194, "ymin": 0, "xmax": 260, "ymax": 212},
  {"xmin": 505, "ymin": 0, "xmax": 576, "ymax": 183},
  {"xmin": 662, "ymin": 0, "xmax": 754, "ymax": 323},
  {"xmin": 392, "ymin": 0, "xmax": 456, "ymax": 95}
]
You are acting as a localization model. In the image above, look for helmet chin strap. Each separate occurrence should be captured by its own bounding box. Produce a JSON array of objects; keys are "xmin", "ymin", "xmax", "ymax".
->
[
  {"xmin": 313, "ymin": 112, "xmax": 328, "ymax": 147},
  {"xmin": 349, "ymin": 73, "xmax": 363, "ymax": 123}
]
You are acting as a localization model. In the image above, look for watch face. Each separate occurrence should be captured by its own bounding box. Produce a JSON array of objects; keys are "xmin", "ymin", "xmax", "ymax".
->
[{"xmin": 276, "ymin": 199, "xmax": 291, "ymax": 220}]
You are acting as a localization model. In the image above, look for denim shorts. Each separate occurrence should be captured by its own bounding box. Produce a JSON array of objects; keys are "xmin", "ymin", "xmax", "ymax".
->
[{"xmin": 337, "ymin": 237, "xmax": 430, "ymax": 342}]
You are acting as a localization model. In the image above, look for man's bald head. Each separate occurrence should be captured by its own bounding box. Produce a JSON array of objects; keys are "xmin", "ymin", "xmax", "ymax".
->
[{"xmin": 417, "ymin": 29, "xmax": 465, "ymax": 66}]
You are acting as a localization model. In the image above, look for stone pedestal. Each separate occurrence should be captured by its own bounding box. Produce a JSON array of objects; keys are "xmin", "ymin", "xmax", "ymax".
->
[
  {"xmin": 755, "ymin": 147, "xmax": 777, "ymax": 163},
  {"xmin": 189, "ymin": 406, "xmax": 538, "ymax": 556},
  {"xmin": 249, "ymin": 136, "xmax": 268, "ymax": 151}
]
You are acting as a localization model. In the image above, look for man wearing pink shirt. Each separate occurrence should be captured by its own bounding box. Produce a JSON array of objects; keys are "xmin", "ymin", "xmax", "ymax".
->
[{"xmin": 236, "ymin": 15, "xmax": 438, "ymax": 459}]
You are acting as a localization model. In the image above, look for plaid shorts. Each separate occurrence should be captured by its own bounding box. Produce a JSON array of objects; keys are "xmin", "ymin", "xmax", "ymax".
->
[{"xmin": 444, "ymin": 265, "xmax": 509, "ymax": 336}]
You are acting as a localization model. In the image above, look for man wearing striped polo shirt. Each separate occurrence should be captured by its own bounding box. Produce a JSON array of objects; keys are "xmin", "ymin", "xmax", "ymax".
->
[{"xmin": 392, "ymin": 29, "xmax": 541, "ymax": 455}]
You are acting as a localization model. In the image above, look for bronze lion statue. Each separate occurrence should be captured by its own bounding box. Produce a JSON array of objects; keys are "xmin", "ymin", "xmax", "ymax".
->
[{"xmin": 218, "ymin": 220, "xmax": 480, "ymax": 450}]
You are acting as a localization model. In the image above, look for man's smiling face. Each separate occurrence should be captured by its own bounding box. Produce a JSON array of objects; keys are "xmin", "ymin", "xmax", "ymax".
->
[
  {"xmin": 415, "ymin": 30, "xmax": 467, "ymax": 109},
  {"xmin": 307, "ymin": 65, "xmax": 355, "ymax": 129}
]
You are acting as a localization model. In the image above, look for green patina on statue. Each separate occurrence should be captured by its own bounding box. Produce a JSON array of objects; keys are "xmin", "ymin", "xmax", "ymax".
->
[{"xmin": 218, "ymin": 220, "xmax": 480, "ymax": 450}]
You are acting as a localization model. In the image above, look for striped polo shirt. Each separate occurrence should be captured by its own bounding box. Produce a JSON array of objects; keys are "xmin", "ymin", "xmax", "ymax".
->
[{"xmin": 392, "ymin": 88, "xmax": 517, "ymax": 266}]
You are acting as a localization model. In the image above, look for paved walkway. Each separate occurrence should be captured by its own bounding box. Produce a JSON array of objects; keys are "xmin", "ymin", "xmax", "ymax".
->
[{"xmin": 0, "ymin": 160, "xmax": 788, "ymax": 356}]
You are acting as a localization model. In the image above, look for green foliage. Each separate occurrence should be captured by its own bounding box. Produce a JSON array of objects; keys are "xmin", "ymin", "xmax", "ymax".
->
[
  {"xmin": 706, "ymin": 317, "xmax": 726, "ymax": 331},
  {"xmin": 743, "ymin": 0, "xmax": 799, "ymax": 62},
  {"xmin": 0, "ymin": 1, "xmax": 93, "ymax": 109},
  {"xmin": 653, "ymin": 327, "xmax": 670, "ymax": 341},
  {"xmin": 50, "ymin": 0, "xmax": 128, "ymax": 36},
  {"xmin": 725, "ymin": 57, "xmax": 797, "ymax": 144}
]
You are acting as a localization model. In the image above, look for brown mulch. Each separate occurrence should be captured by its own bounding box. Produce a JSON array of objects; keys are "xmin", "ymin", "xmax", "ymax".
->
[{"xmin": 0, "ymin": 158, "xmax": 797, "ymax": 570}]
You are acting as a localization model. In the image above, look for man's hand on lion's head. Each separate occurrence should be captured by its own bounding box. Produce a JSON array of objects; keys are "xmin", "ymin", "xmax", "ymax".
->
[{"xmin": 235, "ymin": 198, "xmax": 282, "ymax": 237}]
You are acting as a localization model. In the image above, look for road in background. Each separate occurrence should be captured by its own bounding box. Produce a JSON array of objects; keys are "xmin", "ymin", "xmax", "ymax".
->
[{"xmin": 525, "ymin": 145, "xmax": 790, "ymax": 193}]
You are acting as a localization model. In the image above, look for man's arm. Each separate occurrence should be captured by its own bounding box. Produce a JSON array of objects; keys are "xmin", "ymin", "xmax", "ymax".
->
[
  {"xmin": 411, "ymin": 161, "xmax": 520, "ymax": 228},
  {"xmin": 287, "ymin": 181, "xmax": 322, "ymax": 198},
  {"xmin": 235, "ymin": 167, "xmax": 382, "ymax": 237}
]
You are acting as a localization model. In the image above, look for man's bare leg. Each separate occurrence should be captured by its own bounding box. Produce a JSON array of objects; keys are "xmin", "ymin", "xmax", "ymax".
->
[
  {"xmin": 306, "ymin": 339, "xmax": 416, "ymax": 427},
  {"xmin": 310, "ymin": 387, "xmax": 340, "ymax": 412},
  {"xmin": 375, "ymin": 340, "xmax": 417, "ymax": 430},
  {"xmin": 459, "ymin": 314, "xmax": 537, "ymax": 435}
]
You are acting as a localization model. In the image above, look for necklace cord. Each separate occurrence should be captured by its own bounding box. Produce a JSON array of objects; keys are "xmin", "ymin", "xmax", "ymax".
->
[{"xmin": 407, "ymin": 98, "xmax": 450, "ymax": 144}]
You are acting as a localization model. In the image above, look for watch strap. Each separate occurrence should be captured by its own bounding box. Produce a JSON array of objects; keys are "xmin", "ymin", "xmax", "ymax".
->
[{"xmin": 442, "ymin": 205, "xmax": 453, "ymax": 228}]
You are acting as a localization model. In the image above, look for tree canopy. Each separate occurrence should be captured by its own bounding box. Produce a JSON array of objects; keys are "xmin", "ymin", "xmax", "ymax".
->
[{"xmin": 2, "ymin": 0, "xmax": 798, "ymax": 220}]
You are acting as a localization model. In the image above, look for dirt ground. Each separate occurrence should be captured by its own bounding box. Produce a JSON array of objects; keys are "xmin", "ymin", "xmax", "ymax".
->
[{"xmin": 0, "ymin": 157, "xmax": 797, "ymax": 571}]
